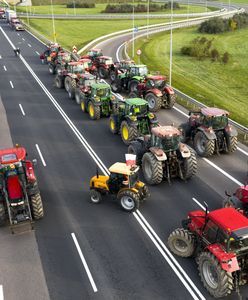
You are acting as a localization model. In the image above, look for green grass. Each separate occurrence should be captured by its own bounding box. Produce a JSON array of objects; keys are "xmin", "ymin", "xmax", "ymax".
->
[
  {"xmin": 128, "ymin": 27, "xmax": 248, "ymax": 127},
  {"xmin": 17, "ymin": 4, "xmax": 216, "ymax": 15},
  {"xmin": 25, "ymin": 18, "xmax": 175, "ymax": 49}
]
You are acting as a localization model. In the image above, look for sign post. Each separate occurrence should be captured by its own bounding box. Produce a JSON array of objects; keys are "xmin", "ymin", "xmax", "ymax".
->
[{"xmin": 136, "ymin": 49, "xmax": 142, "ymax": 64}]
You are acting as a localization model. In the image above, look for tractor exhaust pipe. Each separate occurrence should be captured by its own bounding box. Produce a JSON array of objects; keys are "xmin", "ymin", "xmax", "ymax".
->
[{"xmin": 96, "ymin": 167, "xmax": 99, "ymax": 178}]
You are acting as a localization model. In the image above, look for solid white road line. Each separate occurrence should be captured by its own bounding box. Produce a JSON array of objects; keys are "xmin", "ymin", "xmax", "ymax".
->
[
  {"xmin": 28, "ymin": 43, "xmax": 32, "ymax": 47},
  {"xmin": 19, "ymin": 104, "xmax": 25, "ymax": 116},
  {"xmin": 9, "ymin": 81, "xmax": 14, "ymax": 88},
  {"xmin": 0, "ymin": 285, "xmax": 3, "ymax": 300},
  {"xmin": 35, "ymin": 144, "xmax": 47, "ymax": 167},
  {"xmin": 35, "ymin": 51, "xmax": 40, "ymax": 56},
  {"xmin": 237, "ymin": 146, "xmax": 248, "ymax": 157},
  {"xmin": 3, "ymin": 66, "xmax": 6, "ymax": 71},
  {"xmin": 71, "ymin": 233, "xmax": 98, "ymax": 293}
]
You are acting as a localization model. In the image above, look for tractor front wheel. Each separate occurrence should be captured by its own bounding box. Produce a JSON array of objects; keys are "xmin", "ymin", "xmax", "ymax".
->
[
  {"xmin": 0, "ymin": 202, "xmax": 6, "ymax": 226},
  {"xmin": 168, "ymin": 228, "xmax": 195, "ymax": 257},
  {"xmin": 81, "ymin": 99, "xmax": 87, "ymax": 113},
  {"xmin": 142, "ymin": 152, "xmax": 163, "ymax": 185},
  {"xmin": 117, "ymin": 190, "xmax": 139, "ymax": 212},
  {"xmin": 181, "ymin": 147, "xmax": 197, "ymax": 180},
  {"xmin": 68, "ymin": 79, "xmax": 77, "ymax": 100},
  {"xmin": 129, "ymin": 80, "xmax": 139, "ymax": 92},
  {"xmin": 64, "ymin": 77, "xmax": 71, "ymax": 92},
  {"xmin": 31, "ymin": 193, "xmax": 44, "ymax": 220},
  {"xmin": 110, "ymin": 70, "xmax": 117, "ymax": 81},
  {"xmin": 98, "ymin": 67, "xmax": 107, "ymax": 79},
  {"xmin": 145, "ymin": 92, "xmax": 162, "ymax": 112},
  {"xmin": 89, "ymin": 189, "xmax": 102, "ymax": 204},
  {"xmin": 88, "ymin": 101, "xmax": 101, "ymax": 120},
  {"xmin": 55, "ymin": 75, "xmax": 64, "ymax": 89},
  {"xmin": 109, "ymin": 116, "xmax": 118, "ymax": 134},
  {"xmin": 164, "ymin": 94, "xmax": 176, "ymax": 109},
  {"xmin": 226, "ymin": 135, "xmax": 238, "ymax": 153},
  {"xmin": 111, "ymin": 79, "xmax": 122, "ymax": 93},
  {"xmin": 198, "ymin": 251, "xmax": 233, "ymax": 298},
  {"xmin": 75, "ymin": 89, "xmax": 84, "ymax": 105},
  {"xmin": 48, "ymin": 64, "xmax": 55, "ymax": 75},
  {"xmin": 194, "ymin": 131, "xmax": 215, "ymax": 157},
  {"xmin": 120, "ymin": 121, "xmax": 138, "ymax": 145},
  {"xmin": 128, "ymin": 92, "xmax": 138, "ymax": 99},
  {"xmin": 128, "ymin": 141, "xmax": 144, "ymax": 165}
]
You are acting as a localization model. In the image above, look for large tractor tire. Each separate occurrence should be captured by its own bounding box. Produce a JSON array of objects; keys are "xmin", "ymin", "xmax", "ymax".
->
[
  {"xmin": 226, "ymin": 135, "xmax": 238, "ymax": 153},
  {"xmin": 55, "ymin": 64, "xmax": 62, "ymax": 74},
  {"xmin": 89, "ymin": 189, "xmax": 102, "ymax": 204},
  {"xmin": 48, "ymin": 64, "xmax": 55, "ymax": 75},
  {"xmin": 68, "ymin": 79, "xmax": 77, "ymax": 100},
  {"xmin": 164, "ymin": 94, "xmax": 176, "ymax": 109},
  {"xmin": 145, "ymin": 92, "xmax": 162, "ymax": 112},
  {"xmin": 75, "ymin": 89, "xmax": 84, "ymax": 105},
  {"xmin": 120, "ymin": 121, "xmax": 138, "ymax": 145},
  {"xmin": 117, "ymin": 189, "xmax": 139, "ymax": 212},
  {"xmin": 109, "ymin": 116, "xmax": 119, "ymax": 134},
  {"xmin": 88, "ymin": 101, "xmax": 101, "ymax": 120},
  {"xmin": 168, "ymin": 228, "xmax": 195, "ymax": 257},
  {"xmin": 64, "ymin": 76, "xmax": 72, "ymax": 92},
  {"xmin": 198, "ymin": 251, "xmax": 233, "ymax": 298},
  {"xmin": 181, "ymin": 148, "xmax": 197, "ymax": 180},
  {"xmin": 179, "ymin": 123, "xmax": 191, "ymax": 143},
  {"xmin": 0, "ymin": 202, "xmax": 6, "ymax": 226},
  {"xmin": 129, "ymin": 80, "xmax": 139, "ymax": 92},
  {"xmin": 193, "ymin": 131, "xmax": 215, "ymax": 157},
  {"xmin": 128, "ymin": 92, "xmax": 138, "ymax": 98},
  {"xmin": 98, "ymin": 67, "xmax": 107, "ymax": 79},
  {"xmin": 142, "ymin": 152, "xmax": 163, "ymax": 185},
  {"xmin": 128, "ymin": 141, "xmax": 144, "ymax": 165},
  {"xmin": 55, "ymin": 75, "xmax": 64, "ymax": 89},
  {"xmin": 81, "ymin": 99, "xmax": 87, "ymax": 113},
  {"xmin": 31, "ymin": 193, "xmax": 44, "ymax": 220},
  {"xmin": 111, "ymin": 79, "xmax": 122, "ymax": 93}
]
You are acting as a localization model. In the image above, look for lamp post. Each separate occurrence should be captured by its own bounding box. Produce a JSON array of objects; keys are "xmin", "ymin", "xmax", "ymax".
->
[
  {"xmin": 132, "ymin": 2, "xmax": 135, "ymax": 58},
  {"xmin": 169, "ymin": 0, "xmax": 173, "ymax": 86},
  {"xmin": 147, "ymin": 0, "xmax": 149, "ymax": 39},
  {"xmin": 50, "ymin": 0, "xmax": 56, "ymax": 42}
]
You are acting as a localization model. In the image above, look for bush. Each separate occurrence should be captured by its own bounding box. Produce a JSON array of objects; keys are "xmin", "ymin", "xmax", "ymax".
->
[
  {"xmin": 210, "ymin": 49, "xmax": 219, "ymax": 61},
  {"xmin": 222, "ymin": 52, "xmax": 229, "ymax": 64},
  {"xmin": 67, "ymin": 2, "xmax": 95, "ymax": 8}
]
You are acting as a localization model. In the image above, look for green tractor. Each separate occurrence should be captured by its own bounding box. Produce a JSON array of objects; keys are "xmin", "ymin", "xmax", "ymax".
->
[
  {"xmin": 111, "ymin": 64, "xmax": 148, "ymax": 93},
  {"xmin": 109, "ymin": 98, "xmax": 159, "ymax": 145},
  {"xmin": 81, "ymin": 83, "xmax": 118, "ymax": 120}
]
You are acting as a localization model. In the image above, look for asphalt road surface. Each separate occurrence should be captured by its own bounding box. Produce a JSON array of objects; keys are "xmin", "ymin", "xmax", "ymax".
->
[{"xmin": 0, "ymin": 19, "xmax": 248, "ymax": 300}]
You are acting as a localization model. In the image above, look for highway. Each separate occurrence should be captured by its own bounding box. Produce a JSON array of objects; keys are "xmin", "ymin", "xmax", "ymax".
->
[{"xmin": 0, "ymin": 17, "xmax": 248, "ymax": 300}]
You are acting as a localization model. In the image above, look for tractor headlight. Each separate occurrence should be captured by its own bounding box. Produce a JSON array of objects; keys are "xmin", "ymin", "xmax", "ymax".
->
[
  {"xmin": 111, "ymin": 95, "xmax": 115, "ymax": 100},
  {"xmin": 95, "ymin": 96, "xmax": 100, "ymax": 102},
  {"xmin": 130, "ymin": 116, "xmax": 137, "ymax": 121}
]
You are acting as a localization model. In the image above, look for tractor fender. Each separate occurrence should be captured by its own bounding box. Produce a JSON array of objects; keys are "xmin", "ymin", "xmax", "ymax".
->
[
  {"xmin": 118, "ymin": 187, "xmax": 139, "ymax": 195},
  {"xmin": 147, "ymin": 88, "xmax": 162, "ymax": 97},
  {"xmin": 124, "ymin": 116, "xmax": 138, "ymax": 126},
  {"xmin": 164, "ymin": 85, "xmax": 174, "ymax": 95},
  {"xmin": 90, "ymin": 175, "xmax": 109, "ymax": 190},
  {"xmin": 197, "ymin": 126, "xmax": 216, "ymax": 140},
  {"xmin": 224, "ymin": 124, "xmax": 237, "ymax": 137},
  {"xmin": 206, "ymin": 245, "xmax": 240, "ymax": 273},
  {"xmin": 25, "ymin": 160, "xmax": 37, "ymax": 183},
  {"xmin": 149, "ymin": 147, "xmax": 167, "ymax": 161},
  {"xmin": 131, "ymin": 76, "xmax": 142, "ymax": 82},
  {"xmin": 179, "ymin": 143, "xmax": 191, "ymax": 158}
]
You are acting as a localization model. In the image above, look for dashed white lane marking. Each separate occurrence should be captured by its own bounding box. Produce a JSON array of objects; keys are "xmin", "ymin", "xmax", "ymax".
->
[
  {"xmin": 0, "ymin": 55, "xmax": 2, "ymax": 59},
  {"xmin": 9, "ymin": 81, "xmax": 14, "ymax": 88},
  {"xmin": 28, "ymin": 43, "xmax": 32, "ymax": 47},
  {"xmin": 17, "ymin": 33, "xmax": 20, "ymax": 36},
  {"xmin": 35, "ymin": 51, "xmax": 40, "ymax": 55},
  {"xmin": 19, "ymin": 104, "xmax": 25, "ymax": 116},
  {"xmin": 71, "ymin": 233, "xmax": 98, "ymax": 293},
  {"xmin": 0, "ymin": 285, "xmax": 3, "ymax": 300},
  {"xmin": 22, "ymin": 38, "xmax": 25, "ymax": 41},
  {"xmin": 35, "ymin": 144, "xmax": 47, "ymax": 167},
  {"xmin": 192, "ymin": 198, "xmax": 208, "ymax": 211},
  {"xmin": 3, "ymin": 65, "xmax": 7, "ymax": 71}
]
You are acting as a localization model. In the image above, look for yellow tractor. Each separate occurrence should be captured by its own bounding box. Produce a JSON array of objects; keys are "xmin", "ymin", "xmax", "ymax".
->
[{"xmin": 89, "ymin": 162, "xmax": 150, "ymax": 212}]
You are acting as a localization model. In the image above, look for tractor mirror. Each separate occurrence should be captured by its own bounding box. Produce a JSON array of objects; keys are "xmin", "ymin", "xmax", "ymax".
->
[
  {"xmin": 32, "ymin": 159, "xmax": 37, "ymax": 166},
  {"xmin": 225, "ymin": 190, "xmax": 231, "ymax": 197}
]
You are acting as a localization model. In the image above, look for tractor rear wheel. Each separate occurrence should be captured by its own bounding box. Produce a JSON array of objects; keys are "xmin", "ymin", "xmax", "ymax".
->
[
  {"xmin": 64, "ymin": 76, "xmax": 71, "ymax": 92},
  {"xmin": 179, "ymin": 123, "xmax": 191, "ymax": 143},
  {"xmin": 164, "ymin": 94, "xmax": 176, "ymax": 109},
  {"xmin": 48, "ymin": 64, "xmax": 55, "ymax": 75},
  {"xmin": 128, "ymin": 141, "xmax": 144, "ymax": 165},
  {"xmin": 55, "ymin": 65, "xmax": 62, "ymax": 74},
  {"xmin": 181, "ymin": 147, "xmax": 197, "ymax": 180},
  {"xmin": 109, "ymin": 116, "xmax": 119, "ymax": 134},
  {"xmin": 0, "ymin": 202, "xmax": 6, "ymax": 226},
  {"xmin": 111, "ymin": 79, "xmax": 122, "ymax": 93},
  {"xmin": 194, "ymin": 131, "xmax": 215, "ymax": 157},
  {"xmin": 129, "ymin": 80, "xmax": 139, "ymax": 92},
  {"xmin": 88, "ymin": 101, "xmax": 101, "ymax": 120},
  {"xmin": 145, "ymin": 92, "xmax": 162, "ymax": 112},
  {"xmin": 98, "ymin": 67, "xmax": 107, "ymax": 79},
  {"xmin": 142, "ymin": 152, "xmax": 163, "ymax": 185},
  {"xmin": 31, "ymin": 193, "xmax": 44, "ymax": 220},
  {"xmin": 68, "ymin": 79, "xmax": 77, "ymax": 100},
  {"xmin": 89, "ymin": 189, "xmax": 102, "ymax": 204},
  {"xmin": 226, "ymin": 135, "xmax": 238, "ymax": 153},
  {"xmin": 117, "ymin": 190, "xmax": 139, "ymax": 212},
  {"xmin": 55, "ymin": 75, "xmax": 64, "ymax": 89},
  {"xmin": 198, "ymin": 251, "xmax": 233, "ymax": 298},
  {"xmin": 168, "ymin": 228, "xmax": 195, "ymax": 257},
  {"xmin": 120, "ymin": 121, "xmax": 138, "ymax": 145}
]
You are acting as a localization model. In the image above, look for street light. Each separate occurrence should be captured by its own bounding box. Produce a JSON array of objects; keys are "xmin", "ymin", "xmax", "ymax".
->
[
  {"xmin": 132, "ymin": 1, "xmax": 135, "ymax": 58},
  {"xmin": 50, "ymin": 0, "xmax": 56, "ymax": 42},
  {"xmin": 147, "ymin": 0, "xmax": 149, "ymax": 39},
  {"xmin": 169, "ymin": 0, "xmax": 173, "ymax": 86}
]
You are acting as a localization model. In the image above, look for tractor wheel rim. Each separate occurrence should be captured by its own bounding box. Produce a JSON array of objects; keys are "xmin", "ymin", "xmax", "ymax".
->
[
  {"xmin": 110, "ymin": 119, "xmax": 115, "ymax": 131},
  {"xmin": 89, "ymin": 104, "xmax": 94, "ymax": 117},
  {"xmin": 121, "ymin": 196, "xmax": 135, "ymax": 210},
  {"xmin": 91, "ymin": 194, "xmax": 99, "ymax": 203},
  {"xmin": 81, "ymin": 101, "xmax": 85, "ymax": 111},
  {"xmin": 75, "ymin": 94, "xmax": 80, "ymax": 104},
  {"xmin": 173, "ymin": 239, "xmax": 188, "ymax": 253},
  {"xmin": 197, "ymin": 136, "xmax": 207, "ymax": 153},
  {"xmin": 202, "ymin": 260, "xmax": 218, "ymax": 289},
  {"xmin": 122, "ymin": 125, "xmax": 129, "ymax": 140},
  {"xmin": 147, "ymin": 96, "xmax": 155, "ymax": 109},
  {"xmin": 49, "ymin": 67, "xmax": 53, "ymax": 73}
]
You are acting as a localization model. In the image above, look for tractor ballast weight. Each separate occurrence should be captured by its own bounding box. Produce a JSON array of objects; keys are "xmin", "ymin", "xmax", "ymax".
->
[
  {"xmin": 168, "ymin": 207, "xmax": 248, "ymax": 298},
  {"xmin": 89, "ymin": 162, "xmax": 149, "ymax": 212},
  {"xmin": 0, "ymin": 146, "xmax": 44, "ymax": 233},
  {"xmin": 179, "ymin": 107, "xmax": 238, "ymax": 157},
  {"xmin": 128, "ymin": 125, "xmax": 197, "ymax": 185}
]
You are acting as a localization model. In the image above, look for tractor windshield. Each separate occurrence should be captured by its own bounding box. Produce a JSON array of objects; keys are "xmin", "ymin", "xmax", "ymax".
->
[
  {"xmin": 129, "ymin": 172, "xmax": 138, "ymax": 187},
  {"xmin": 96, "ymin": 88, "xmax": 110, "ymax": 97},
  {"xmin": 85, "ymin": 79, "xmax": 96, "ymax": 86},
  {"xmin": 204, "ymin": 116, "xmax": 228, "ymax": 130},
  {"xmin": 130, "ymin": 105, "xmax": 148, "ymax": 116},
  {"xmin": 105, "ymin": 59, "xmax": 113, "ymax": 65},
  {"xmin": 73, "ymin": 65, "xmax": 84, "ymax": 73},
  {"xmin": 153, "ymin": 80, "xmax": 166, "ymax": 89},
  {"xmin": 160, "ymin": 135, "xmax": 180, "ymax": 151},
  {"xmin": 137, "ymin": 66, "xmax": 148, "ymax": 77}
]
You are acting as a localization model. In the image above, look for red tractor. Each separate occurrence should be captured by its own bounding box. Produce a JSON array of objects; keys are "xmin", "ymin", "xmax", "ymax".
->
[
  {"xmin": 92, "ymin": 55, "xmax": 115, "ymax": 79},
  {"xmin": 109, "ymin": 59, "xmax": 135, "ymax": 81},
  {"xmin": 129, "ymin": 75, "xmax": 176, "ymax": 112},
  {"xmin": 48, "ymin": 51, "xmax": 72, "ymax": 75},
  {"xmin": 179, "ymin": 107, "xmax": 238, "ymax": 157},
  {"xmin": 168, "ymin": 207, "xmax": 248, "ymax": 298},
  {"xmin": 81, "ymin": 48, "xmax": 103, "ymax": 61},
  {"xmin": 73, "ymin": 73, "xmax": 97, "ymax": 103},
  {"xmin": 224, "ymin": 185, "xmax": 248, "ymax": 216},
  {"xmin": 40, "ymin": 43, "xmax": 62, "ymax": 64},
  {"xmin": 0, "ymin": 146, "xmax": 44, "ymax": 233}
]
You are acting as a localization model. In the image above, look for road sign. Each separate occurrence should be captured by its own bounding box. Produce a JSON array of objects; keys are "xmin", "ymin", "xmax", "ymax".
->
[
  {"xmin": 136, "ymin": 49, "xmax": 142, "ymax": 56},
  {"xmin": 134, "ymin": 26, "xmax": 138, "ymax": 33},
  {"xmin": 72, "ymin": 45, "xmax": 77, "ymax": 53}
]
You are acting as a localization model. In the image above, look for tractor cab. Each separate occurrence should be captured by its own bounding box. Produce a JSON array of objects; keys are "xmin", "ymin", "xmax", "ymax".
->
[
  {"xmin": 78, "ymin": 73, "xmax": 97, "ymax": 88},
  {"xmin": 124, "ymin": 98, "xmax": 149, "ymax": 117},
  {"xmin": 57, "ymin": 52, "xmax": 71, "ymax": 64},
  {"xmin": 82, "ymin": 48, "xmax": 103, "ymax": 61},
  {"xmin": 91, "ymin": 83, "xmax": 112, "ymax": 100},
  {"xmin": 128, "ymin": 65, "xmax": 148, "ymax": 78},
  {"xmin": 67, "ymin": 61, "xmax": 87, "ymax": 75},
  {"xmin": 145, "ymin": 75, "xmax": 167, "ymax": 89},
  {"xmin": 79, "ymin": 58, "xmax": 94, "ymax": 72}
]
